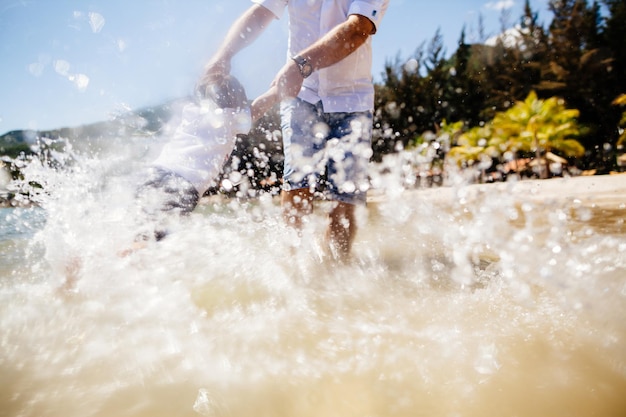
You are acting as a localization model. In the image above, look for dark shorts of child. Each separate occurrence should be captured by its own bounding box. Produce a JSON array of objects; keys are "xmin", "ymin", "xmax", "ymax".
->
[{"xmin": 136, "ymin": 167, "xmax": 200, "ymax": 240}]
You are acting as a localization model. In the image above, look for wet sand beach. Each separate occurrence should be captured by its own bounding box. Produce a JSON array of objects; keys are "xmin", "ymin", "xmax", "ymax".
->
[{"xmin": 370, "ymin": 173, "xmax": 626, "ymax": 208}]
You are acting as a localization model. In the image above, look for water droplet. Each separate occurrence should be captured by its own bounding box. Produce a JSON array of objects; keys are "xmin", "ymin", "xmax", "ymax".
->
[
  {"xmin": 88, "ymin": 12, "xmax": 105, "ymax": 33},
  {"xmin": 54, "ymin": 60, "xmax": 71, "ymax": 76},
  {"xmin": 28, "ymin": 62, "xmax": 45, "ymax": 77},
  {"xmin": 474, "ymin": 344, "xmax": 500, "ymax": 375},
  {"xmin": 69, "ymin": 74, "xmax": 90, "ymax": 92},
  {"xmin": 193, "ymin": 389, "xmax": 222, "ymax": 416},
  {"xmin": 404, "ymin": 58, "xmax": 418, "ymax": 73}
]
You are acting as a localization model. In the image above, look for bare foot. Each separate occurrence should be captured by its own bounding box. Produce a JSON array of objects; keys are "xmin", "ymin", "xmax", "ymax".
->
[
  {"xmin": 118, "ymin": 240, "xmax": 148, "ymax": 258},
  {"xmin": 56, "ymin": 256, "xmax": 82, "ymax": 297}
]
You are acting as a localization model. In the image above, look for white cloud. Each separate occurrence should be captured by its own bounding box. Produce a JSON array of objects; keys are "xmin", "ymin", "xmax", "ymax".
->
[
  {"xmin": 485, "ymin": 0, "xmax": 515, "ymax": 11},
  {"xmin": 485, "ymin": 25, "xmax": 527, "ymax": 48}
]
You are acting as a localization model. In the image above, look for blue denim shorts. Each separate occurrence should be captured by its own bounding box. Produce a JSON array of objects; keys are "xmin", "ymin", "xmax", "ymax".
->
[
  {"xmin": 280, "ymin": 98, "xmax": 372, "ymax": 205},
  {"xmin": 134, "ymin": 167, "xmax": 200, "ymax": 241},
  {"xmin": 138, "ymin": 167, "xmax": 199, "ymax": 216}
]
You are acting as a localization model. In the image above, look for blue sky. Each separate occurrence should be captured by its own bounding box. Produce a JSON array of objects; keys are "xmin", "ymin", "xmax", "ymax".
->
[{"xmin": 0, "ymin": 0, "xmax": 551, "ymax": 133}]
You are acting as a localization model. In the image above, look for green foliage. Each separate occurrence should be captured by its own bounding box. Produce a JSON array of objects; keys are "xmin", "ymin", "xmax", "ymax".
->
[
  {"xmin": 0, "ymin": 142, "xmax": 32, "ymax": 159},
  {"xmin": 494, "ymin": 91, "xmax": 584, "ymax": 156},
  {"xmin": 374, "ymin": 0, "xmax": 626, "ymax": 172},
  {"xmin": 447, "ymin": 91, "xmax": 585, "ymax": 174}
]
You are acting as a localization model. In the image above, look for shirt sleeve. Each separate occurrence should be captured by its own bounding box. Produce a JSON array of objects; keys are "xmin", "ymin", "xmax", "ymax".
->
[
  {"xmin": 251, "ymin": 0, "xmax": 288, "ymax": 19},
  {"xmin": 348, "ymin": 0, "xmax": 389, "ymax": 34}
]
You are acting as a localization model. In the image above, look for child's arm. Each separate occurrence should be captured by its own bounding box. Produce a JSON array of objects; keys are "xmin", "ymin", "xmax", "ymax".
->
[{"xmin": 251, "ymin": 85, "xmax": 278, "ymax": 122}]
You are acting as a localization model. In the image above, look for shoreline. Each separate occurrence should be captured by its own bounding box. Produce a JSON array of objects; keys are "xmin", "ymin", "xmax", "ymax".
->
[
  {"xmin": 368, "ymin": 173, "xmax": 626, "ymax": 209},
  {"xmin": 3, "ymin": 173, "xmax": 625, "ymax": 210}
]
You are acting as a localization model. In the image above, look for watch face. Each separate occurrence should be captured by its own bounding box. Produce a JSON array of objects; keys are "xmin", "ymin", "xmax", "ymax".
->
[
  {"xmin": 293, "ymin": 56, "xmax": 312, "ymax": 78},
  {"xmin": 301, "ymin": 63, "xmax": 313, "ymax": 78}
]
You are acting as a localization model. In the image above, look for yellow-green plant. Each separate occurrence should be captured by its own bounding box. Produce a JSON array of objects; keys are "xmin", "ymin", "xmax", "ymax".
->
[
  {"xmin": 493, "ymin": 91, "xmax": 584, "ymax": 159},
  {"xmin": 447, "ymin": 124, "xmax": 493, "ymax": 166},
  {"xmin": 447, "ymin": 91, "xmax": 585, "ymax": 178},
  {"xmin": 613, "ymin": 94, "xmax": 626, "ymax": 148}
]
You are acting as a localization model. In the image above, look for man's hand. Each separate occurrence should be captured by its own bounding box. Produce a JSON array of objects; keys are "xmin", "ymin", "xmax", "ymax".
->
[
  {"xmin": 251, "ymin": 85, "xmax": 278, "ymax": 121},
  {"xmin": 196, "ymin": 58, "xmax": 230, "ymax": 96},
  {"xmin": 195, "ymin": 4, "xmax": 275, "ymax": 96},
  {"xmin": 272, "ymin": 59, "xmax": 304, "ymax": 101},
  {"xmin": 251, "ymin": 59, "xmax": 302, "ymax": 121}
]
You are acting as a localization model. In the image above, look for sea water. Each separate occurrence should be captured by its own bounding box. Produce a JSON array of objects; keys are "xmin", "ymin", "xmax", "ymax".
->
[{"xmin": 1, "ymin": 137, "xmax": 625, "ymax": 417}]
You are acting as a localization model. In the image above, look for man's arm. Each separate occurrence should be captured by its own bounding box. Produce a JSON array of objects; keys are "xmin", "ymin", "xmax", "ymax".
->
[
  {"xmin": 197, "ymin": 4, "xmax": 276, "ymax": 91},
  {"xmin": 272, "ymin": 14, "xmax": 376, "ymax": 100},
  {"xmin": 301, "ymin": 13, "xmax": 375, "ymax": 74}
]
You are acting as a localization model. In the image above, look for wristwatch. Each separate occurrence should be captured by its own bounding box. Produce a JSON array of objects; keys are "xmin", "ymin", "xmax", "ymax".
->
[{"xmin": 292, "ymin": 55, "xmax": 313, "ymax": 78}]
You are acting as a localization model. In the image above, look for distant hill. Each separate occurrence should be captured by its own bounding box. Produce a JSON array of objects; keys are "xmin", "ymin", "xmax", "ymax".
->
[
  {"xmin": 0, "ymin": 130, "xmax": 39, "ymax": 159},
  {"xmin": 0, "ymin": 98, "xmax": 188, "ymax": 159}
]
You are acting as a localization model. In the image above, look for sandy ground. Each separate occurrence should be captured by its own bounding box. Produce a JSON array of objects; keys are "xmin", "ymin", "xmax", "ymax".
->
[{"xmin": 369, "ymin": 173, "xmax": 626, "ymax": 209}]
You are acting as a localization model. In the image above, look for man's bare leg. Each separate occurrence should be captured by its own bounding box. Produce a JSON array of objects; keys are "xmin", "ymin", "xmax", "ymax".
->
[
  {"xmin": 57, "ymin": 255, "xmax": 82, "ymax": 296},
  {"xmin": 326, "ymin": 201, "xmax": 356, "ymax": 262},
  {"xmin": 281, "ymin": 188, "xmax": 314, "ymax": 232},
  {"xmin": 282, "ymin": 189, "xmax": 357, "ymax": 261}
]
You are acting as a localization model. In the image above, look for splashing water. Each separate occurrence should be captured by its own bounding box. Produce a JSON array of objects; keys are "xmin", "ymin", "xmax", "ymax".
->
[{"xmin": 1, "ymin": 135, "xmax": 626, "ymax": 417}]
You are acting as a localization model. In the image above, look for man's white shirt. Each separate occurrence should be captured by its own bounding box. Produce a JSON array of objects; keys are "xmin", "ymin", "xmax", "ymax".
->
[{"xmin": 252, "ymin": 0, "xmax": 389, "ymax": 112}]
